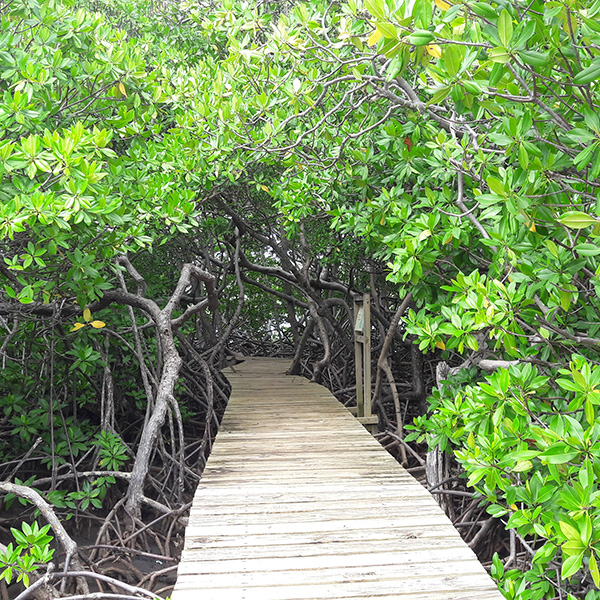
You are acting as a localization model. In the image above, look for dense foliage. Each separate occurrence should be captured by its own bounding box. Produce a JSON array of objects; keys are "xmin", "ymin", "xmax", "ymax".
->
[
  {"xmin": 0, "ymin": 0, "xmax": 227, "ymax": 594},
  {"xmin": 194, "ymin": 0, "xmax": 600, "ymax": 597},
  {"xmin": 2, "ymin": 0, "xmax": 600, "ymax": 598}
]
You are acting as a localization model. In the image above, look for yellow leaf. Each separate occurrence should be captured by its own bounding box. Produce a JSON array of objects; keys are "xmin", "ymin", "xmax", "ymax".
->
[
  {"xmin": 367, "ymin": 28, "xmax": 383, "ymax": 47},
  {"xmin": 83, "ymin": 308, "xmax": 92, "ymax": 322},
  {"xmin": 435, "ymin": 340, "xmax": 446, "ymax": 350},
  {"xmin": 259, "ymin": 184, "xmax": 270, "ymax": 192},
  {"xmin": 70, "ymin": 322, "xmax": 86, "ymax": 332},
  {"xmin": 118, "ymin": 82, "xmax": 127, "ymax": 97},
  {"xmin": 90, "ymin": 320, "xmax": 106, "ymax": 329},
  {"xmin": 528, "ymin": 220, "xmax": 536, "ymax": 232},
  {"xmin": 426, "ymin": 44, "xmax": 442, "ymax": 59},
  {"xmin": 510, "ymin": 503, "xmax": 518, "ymax": 511},
  {"xmin": 435, "ymin": 0, "xmax": 452, "ymax": 10}
]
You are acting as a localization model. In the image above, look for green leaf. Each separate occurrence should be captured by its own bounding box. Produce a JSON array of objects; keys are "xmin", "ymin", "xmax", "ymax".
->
[
  {"xmin": 489, "ymin": 47, "xmax": 511, "ymax": 64},
  {"xmin": 385, "ymin": 55, "xmax": 406, "ymax": 80},
  {"xmin": 518, "ymin": 143, "xmax": 529, "ymax": 169},
  {"xmin": 533, "ymin": 542, "xmax": 557, "ymax": 565},
  {"xmin": 540, "ymin": 445, "xmax": 579, "ymax": 464},
  {"xmin": 467, "ymin": 467, "xmax": 487, "ymax": 486},
  {"xmin": 561, "ymin": 551, "xmax": 584, "ymax": 580},
  {"xmin": 590, "ymin": 552, "xmax": 600, "ymax": 587},
  {"xmin": 498, "ymin": 10, "xmax": 513, "ymax": 47},
  {"xmin": 442, "ymin": 44, "xmax": 462, "ymax": 77},
  {"xmin": 365, "ymin": 0, "xmax": 385, "ymax": 19},
  {"xmin": 573, "ymin": 60, "xmax": 600, "ymax": 85},
  {"xmin": 513, "ymin": 20, "xmax": 536, "ymax": 49},
  {"xmin": 518, "ymin": 50, "xmax": 550, "ymax": 67},
  {"xmin": 429, "ymin": 86, "xmax": 451, "ymax": 104},
  {"xmin": 376, "ymin": 22, "xmax": 397, "ymax": 39},
  {"xmin": 574, "ymin": 143, "xmax": 596, "ymax": 169},
  {"xmin": 556, "ymin": 378, "xmax": 580, "ymax": 392},
  {"xmin": 512, "ymin": 460, "xmax": 533, "ymax": 472},
  {"xmin": 471, "ymin": 2, "xmax": 497, "ymax": 19},
  {"xmin": 487, "ymin": 504, "xmax": 509, "ymax": 517},
  {"xmin": 586, "ymin": 398, "xmax": 596, "ymax": 424},
  {"xmin": 486, "ymin": 176, "xmax": 505, "ymax": 195},
  {"xmin": 560, "ymin": 520, "xmax": 581, "ymax": 542},
  {"xmin": 489, "ymin": 62, "xmax": 505, "ymax": 85},
  {"xmin": 546, "ymin": 239, "xmax": 559, "ymax": 258},
  {"xmin": 559, "ymin": 211, "xmax": 598, "ymax": 229},
  {"xmin": 407, "ymin": 30, "xmax": 436, "ymax": 46},
  {"xmin": 576, "ymin": 243, "xmax": 600, "ymax": 256}
]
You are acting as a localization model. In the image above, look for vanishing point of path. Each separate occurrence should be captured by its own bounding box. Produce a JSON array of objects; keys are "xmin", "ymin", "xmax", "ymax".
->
[{"xmin": 171, "ymin": 357, "xmax": 504, "ymax": 600}]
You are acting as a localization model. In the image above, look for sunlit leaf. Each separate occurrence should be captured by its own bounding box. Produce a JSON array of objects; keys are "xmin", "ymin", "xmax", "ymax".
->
[
  {"xmin": 559, "ymin": 211, "xmax": 598, "ymax": 229},
  {"xmin": 365, "ymin": 0, "xmax": 385, "ymax": 19},
  {"xmin": 561, "ymin": 552, "xmax": 584, "ymax": 580},
  {"xmin": 489, "ymin": 47, "xmax": 511, "ymax": 64},
  {"xmin": 512, "ymin": 460, "xmax": 532, "ymax": 472},
  {"xmin": 498, "ymin": 9, "xmax": 513, "ymax": 47},
  {"xmin": 590, "ymin": 552, "xmax": 600, "ymax": 587},
  {"xmin": 376, "ymin": 22, "xmax": 397, "ymax": 39},
  {"xmin": 367, "ymin": 28, "xmax": 383, "ymax": 47},
  {"xmin": 559, "ymin": 521, "xmax": 581, "ymax": 541},
  {"xmin": 426, "ymin": 44, "xmax": 442, "ymax": 59}
]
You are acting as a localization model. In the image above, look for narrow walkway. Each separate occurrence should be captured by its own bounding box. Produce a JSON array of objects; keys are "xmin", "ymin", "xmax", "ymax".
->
[{"xmin": 172, "ymin": 357, "xmax": 504, "ymax": 600}]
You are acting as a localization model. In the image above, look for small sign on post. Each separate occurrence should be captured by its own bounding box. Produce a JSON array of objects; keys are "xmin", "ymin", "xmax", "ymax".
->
[{"xmin": 353, "ymin": 294, "xmax": 377, "ymax": 432}]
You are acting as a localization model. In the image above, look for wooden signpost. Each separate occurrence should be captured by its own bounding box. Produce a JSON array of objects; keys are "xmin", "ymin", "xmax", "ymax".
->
[{"xmin": 353, "ymin": 294, "xmax": 378, "ymax": 431}]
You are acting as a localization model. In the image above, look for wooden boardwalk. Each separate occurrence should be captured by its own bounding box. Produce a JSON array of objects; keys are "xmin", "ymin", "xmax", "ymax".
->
[{"xmin": 172, "ymin": 357, "xmax": 504, "ymax": 600}]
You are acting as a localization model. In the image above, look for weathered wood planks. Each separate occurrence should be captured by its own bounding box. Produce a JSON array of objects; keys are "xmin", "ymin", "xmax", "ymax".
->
[{"xmin": 172, "ymin": 357, "xmax": 504, "ymax": 600}]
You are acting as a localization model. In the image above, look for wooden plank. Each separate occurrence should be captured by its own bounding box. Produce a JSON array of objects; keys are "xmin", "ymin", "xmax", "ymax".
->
[
  {"xmin": 183, "ymin": 531, "xmax": 466, "ymax": 557},
  {"xmin": 177, "ymin": 545, "xmax": 476, "ymax": 574},
  {"xmin": 203, "ymin": 452, "xmax": 412, "ymax": 465},
  {"xmin": 177, "ymin": 559, "xmax": 486, "ymax": 585},
  {"xmin": 195, "ymin": 472, "xmax": 417, "ymax": 484},
  {"xmin": 206, "ymin": 447, "xmax": 391, "ymax": 458},
  {"xmin": 174, "ymin": 573, "xmax": 498, "ymax": 600},
  {"xmin": 173, "ymin": 587, "xmax": 502, "ymax": 600},
  {"xmin": 187, "ymin": 507, "xmax": 457, "ymax": 527},
  {"xmin": 190, "ymin": 482, "xmax": 430, "ymax": 496},
  {"xmin": 183, "ymin": 525, "xmax": 467, "ymax": 552},
  {"xmin": 183, "ymin": 513, "xmax": 453, "ymax": 538},
  {"xmin": 190, "ymin": 490, "xmax": 435, "ymax": 509},
  {"xmin": 171, "ymin": 357, "xmax": 503, "ymax": 600}
]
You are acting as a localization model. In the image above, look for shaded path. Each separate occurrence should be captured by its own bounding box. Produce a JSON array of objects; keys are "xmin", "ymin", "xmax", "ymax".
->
[{"xmin": 172, "ymin": 357, "xmax": 503, "ymax": 599}]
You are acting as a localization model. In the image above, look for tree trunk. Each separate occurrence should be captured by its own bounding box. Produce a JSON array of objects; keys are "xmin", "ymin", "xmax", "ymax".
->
[{"xmin": 124, "ymin": 313, "xmax": 182, "ymax": 521}]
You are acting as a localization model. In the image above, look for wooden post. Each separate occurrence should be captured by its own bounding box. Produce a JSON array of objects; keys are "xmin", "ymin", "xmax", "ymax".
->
[
  {"xmin": 362, "ymin": 294, "xmax": 371, "ymax": 420},
  {"xmin": 353, "ymin": 294, "xmax": 377, "ymax": 432}
]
